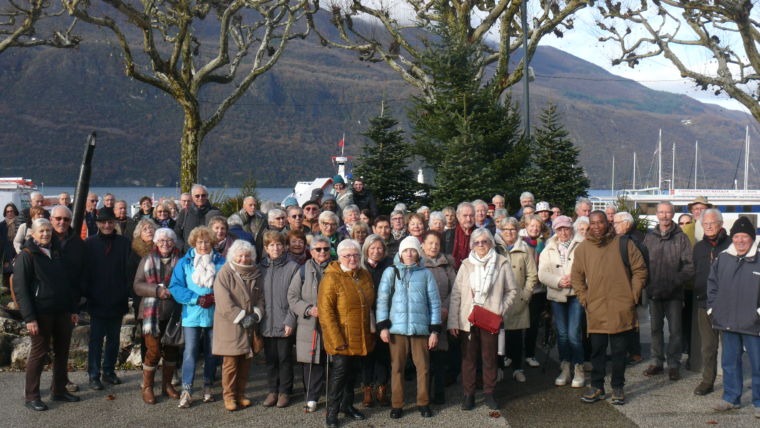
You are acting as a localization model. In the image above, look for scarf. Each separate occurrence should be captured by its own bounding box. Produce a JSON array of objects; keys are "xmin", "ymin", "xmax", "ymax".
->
[
  {"xmin": 468, "ymin": 248, "xmax": 497, "ymax": 306},
  {"xmin": 192, "ymin": 252, "xmax": 216, "ymax": 288},
  {"xmin": 142, "ymin": 247, "xmax": 180, "ymax": 336},
  {"xmin": 453, "ymin": 225, "xmax": 474, "ymax": 269},
  {"xmin": 558, "ymin": 239, "xmax": 572, "ymax": 267}
]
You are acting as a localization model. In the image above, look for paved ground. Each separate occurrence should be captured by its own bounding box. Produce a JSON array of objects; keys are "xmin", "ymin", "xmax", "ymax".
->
[{"xmin": 1, "ymin": 307, "xmax": 758, "ymax": 427}]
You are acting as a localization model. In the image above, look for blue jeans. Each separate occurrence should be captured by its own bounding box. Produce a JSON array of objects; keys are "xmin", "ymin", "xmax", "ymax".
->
[
  {"xmin": 551, "ymin": 297, "xmax": 584, "ymax": 365},
  {"xmin": 720, "ymin": 331, "xmax": 760, "ymax": 407},
  {"xmin": 88, "ymin": 316, "xmax": 122, "ymax": 379},
  {"xmin": 182, "ymin": 326, "xmax": 219, "ymax": 394}
]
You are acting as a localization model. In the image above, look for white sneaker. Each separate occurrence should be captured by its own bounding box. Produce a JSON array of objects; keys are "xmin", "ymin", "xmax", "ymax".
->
[
  {"xmin": 513, "ymin": 369, "xmax": 526, "ymax": 383},
  {"xmin": 203, "ymin": 386, "xmax": 214, "ymax": 403},
  {"xmin": 306, "ymin": 400, "xmax": 317, "ymax": 413},
  {"xmin": 178, "ymin": 391, "xmax": 192, "ymax": 408},
  {"xmin": 526, "ymin": 357, "xmax": 540, "ymax": 368},
  {"xmin": 555, "ymin": 361, "xmax": 570, "ymax": 386},
  {"xmin": 571, "ymin": 364, "xmax": 586, "ymax": 388}
]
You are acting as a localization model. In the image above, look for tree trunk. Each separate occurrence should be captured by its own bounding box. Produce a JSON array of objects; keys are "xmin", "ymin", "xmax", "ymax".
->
[{"xmin": 179, "ymin": 104, "xmax": 202, "ymax": 193}]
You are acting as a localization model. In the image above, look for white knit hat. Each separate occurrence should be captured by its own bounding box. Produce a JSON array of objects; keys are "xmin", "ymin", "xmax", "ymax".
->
[{"xmin": 398, "ymin": 236, "xmax": 422, "ymax": 258}]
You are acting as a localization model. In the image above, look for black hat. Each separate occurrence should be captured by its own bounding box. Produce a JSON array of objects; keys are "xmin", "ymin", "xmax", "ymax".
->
[
  {"xmin": 730, "ymin": 216, "xmax": 756, "ymax": 240},
  {"xmin": 95, "ymin": 210, "xmax": 115, "ymax": 222}
]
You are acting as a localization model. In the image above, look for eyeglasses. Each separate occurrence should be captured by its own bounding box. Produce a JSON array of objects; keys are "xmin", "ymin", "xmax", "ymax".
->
[
  {"xmin": 274, "ymin": 216, "xmax": 286, "ymax": 221},
  {"xmin": 312, "ymin": 247, "xmax": 330, "ymax": 253},
  {"xmin": 52, "ymin": 216, "xmax": 71, "ymax": 222},
  {"xmin": 304, "ymin": 207, "xmax": 319, "ymax": 211},
  {"xmin": 340, "ymin": 253, "xmax": 360, "ymax": 259},
  {"xmin": 501, "ymin": 228, "xmax": 517, "ymax": 232},
  {"xmin": 290, "ymin": 214, "xmax": 303, "ymax": 219},
  {"xmin": 321, "ymin": 222, "xmax": 337, "ymax": 227},
  {"xmin": 473, "ymin": 240, "xmax": 490, "ymax": 246},
  {"xmin": 193, "ymin": 194, "xmax": 208, "ymax": 199},
  {"xmin": 156, "ymin": 239, "xmax": 173, "ymax": 245}
]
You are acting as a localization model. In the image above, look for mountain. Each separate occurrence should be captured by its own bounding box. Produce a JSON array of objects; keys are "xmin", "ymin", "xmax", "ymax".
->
[{"xmin": 0, "ymin": 16, "xmax": 757, "ymax": 190}]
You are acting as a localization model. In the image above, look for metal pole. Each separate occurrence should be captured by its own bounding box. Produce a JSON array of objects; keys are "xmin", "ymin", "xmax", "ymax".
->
[{"xmin": 521, "ymin": 0, "xmax": 530, "ymax": 139}]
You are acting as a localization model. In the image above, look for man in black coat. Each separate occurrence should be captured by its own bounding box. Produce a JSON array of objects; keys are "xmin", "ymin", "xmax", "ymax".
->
[
  {"xmin": 173, "ymin": 184, "xmax": 222, "ymax": 252},
  {"xmin": 84, "ymin": 210, "xmax": 132, "ymax": 390},
  {"xmin": 351, "ymin": 177, "xmax": 378, "ymax": 219}
]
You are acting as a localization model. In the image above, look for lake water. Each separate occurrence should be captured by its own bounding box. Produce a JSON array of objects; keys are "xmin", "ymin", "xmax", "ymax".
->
[{"xmin": 40, "ymin": 186, "xmax": 294, "ymax": 206}]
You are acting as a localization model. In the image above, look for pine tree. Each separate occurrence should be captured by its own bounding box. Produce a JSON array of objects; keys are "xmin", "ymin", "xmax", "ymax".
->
[
  {"xmin": 409, "ymin": 14, "xmax": 527, "ymax": 208},
  {"xmin": 523, "ymin": 104, "xmax": 590, "ymax": 213},
  {"xmin": 353, "ymin": 112, "xmax": 421, "ymax": 214}
]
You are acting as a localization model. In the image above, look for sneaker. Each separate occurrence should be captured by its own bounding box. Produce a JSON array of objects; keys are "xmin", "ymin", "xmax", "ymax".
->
[
  {"xmin": 693, "ymin": 383, "xmax": 714, "ymax": 396},
  {"xmin": 555, "ymin": 361, "xmax": 570, "ymax": 386},
  {"xmin": 611, "ymin": 388, "xmax": 625, "ymax": 405},
  {"xmin": 203, "ymin": 386, "xmax": 214, "ymax": 403},
  {"xmin": 713, "ymin": 400, "xmax": 739, "ymax": 412},
  {"xmin": 643, "ymin": 365, "xmax": 664, "ymax": 377},
  {"xmin": 525, "ymin": 357, "xmax": 540, "ymax": 368},
  {"xmin": 581, "ymin": 386, "xmax": 605, "ymax": 404},
  {"xmin": 178, "ymin": 391, "xmax": 192, "ymax": 408},
  {"xmin": 512, "ymin": 369, "xmax": 526, "ymax": 383},
  {"xmin": 305, "ymin": 400, "xmax": 317, "ymax": 413},
  {"xmin": 571, "ymin": 364, "xmax": 585, "ymax": 388}
]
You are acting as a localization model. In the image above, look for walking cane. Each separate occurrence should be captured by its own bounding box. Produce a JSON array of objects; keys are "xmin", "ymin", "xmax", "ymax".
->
[{"xmin": 303, "ymin": 327, "xmax": 318, "ymax": 412}]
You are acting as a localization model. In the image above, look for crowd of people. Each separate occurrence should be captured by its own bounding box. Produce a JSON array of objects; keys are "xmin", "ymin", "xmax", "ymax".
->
[{"xmin": 4, "ymin": 178, "xmax": 760, "ymax": 423}]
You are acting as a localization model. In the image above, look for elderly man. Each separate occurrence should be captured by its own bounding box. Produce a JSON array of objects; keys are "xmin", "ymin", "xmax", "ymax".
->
[
  {"xmin": 572, "ymin": 211, "xmax": 647, "ymax": 405},
  {"xmin": 302, "ymin": 200, "xmax": 321, "ymax": 232},
  {"xmin": 179, "ymin": 193, "xmax": 192, "ymax": 211},
  {"xmin": 605, "ymin": 205, "xmax": 618, "ymax": 223},
  {"xmin": 58, "ymin": 192, "xmax": 72, "ymax": 209},
  {"xmin": 643, "ymin": 202, "xmax": 694, "ymax": 381},
  {"xmin": 113, "ymin": 200, "xmax": 136, "ymax": 240},
  {"xmin": 691, "ymin": 208, "xmax": 730, "ymax": 396},
  {"xmin": 174, "ymin": 184, "xmax": 222, "ymax": 252},
  {"xmin": 100, "ymin": 193, "xmax": 116, "ymax": 217},
  {"xmin": 451, "ymin": 202, "xmax": 476, "ymax": 270},
  {"xmin": 285, "ymin": 205, "xmax": 310, "ymax": 234},
  {"xmin": 22, "ymin": 191, "xmax": 49, "ymax": 227},
  {"xmin": 80, "ymin": 193, "xmax": 99, "ymax": 238},
  {"xmin": 473, "ymin": 200, "xmax": 495, "ymax": 234},
  {"xmin": 574, "ymin": 198, "xmax": 592, "ymax": 219},
  {"xmin": 707, "ymin": 216, "xmax": 760, "ymax": 417},
  {"xmin": 515, "ymin": 192, "xmax": 535, "ymax": 220},
  {"xmin": 237, "ymin": 196, "xmax": 266, "ymax": 239},
  {"xmin": 492, "ymin": 195, "xmax": 506, "ymax": 210},
  {"xmin": 84, "ymin": 210, "xmax": 132, "ymax": 390}
]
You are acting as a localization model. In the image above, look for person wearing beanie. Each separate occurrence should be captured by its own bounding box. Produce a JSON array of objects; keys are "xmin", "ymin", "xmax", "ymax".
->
[
  {"xmin": 707, "ymin": 215, "xmax": 760, "ymax": 417},
  {"xmin": 332, "ymin": 175, "xmax": 354, "ymax": 211},
  {"xmin": 376, "ymin": 235, "xmax": 442, "ymax": 419}
]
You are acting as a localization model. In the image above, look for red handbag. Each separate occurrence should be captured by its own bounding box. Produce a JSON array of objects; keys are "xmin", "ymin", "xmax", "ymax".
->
[{"xmin": 468, "ymin": 305, "xmax": 502, "ymax": 334}]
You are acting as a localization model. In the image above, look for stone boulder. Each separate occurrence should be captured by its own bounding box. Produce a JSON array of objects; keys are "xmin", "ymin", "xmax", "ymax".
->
[
  {"xmin": 70, "ymin": 325, "xmax": 90, "ymax": 353},
  {"xmin": 10, "ymin": 336, "xmax": 31, "ymax": 369},
  {"xmin": 0, "ymin": 317, "xmax": 23, "ymax": 336}
]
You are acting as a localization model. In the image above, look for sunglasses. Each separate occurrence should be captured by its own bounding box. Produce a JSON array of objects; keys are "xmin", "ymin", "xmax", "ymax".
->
[
  {"xmin": 290, "ymin": 214, "xmax": 303, "ymax": 219},
  {"xmin": 312, "ymin": 247, "xmax": 330, "ymax": 253},
  {"xmin": 52, "ymin": 216, "xmax": 71, "ymax": 222}
]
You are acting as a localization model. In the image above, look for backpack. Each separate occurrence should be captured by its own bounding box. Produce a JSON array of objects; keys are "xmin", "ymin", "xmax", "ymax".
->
[{"xmin": 619, "ymin": 234, "xmax": 649, "ymax": 281}]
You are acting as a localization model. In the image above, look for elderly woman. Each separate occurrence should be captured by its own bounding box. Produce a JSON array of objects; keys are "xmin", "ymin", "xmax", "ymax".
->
[
  {"xmin": 442, "ymin": 207, "xmax": 457, "ymax": 255},
  {"xmin": 266, "ymin": 209, "xmax": 287, "ymax": 233},
  {"xmin": 14, "ymin": 218, "xmax": 80, "ymax": 411},
  {"xmin": 286, "ymin": 229, "xmax": 309, "ymax": 265},
  {"xmin": 14, "ymin": 206, "xmax": 46, "ymax": 253},
  {"xmin": 429, "ymin": 212, "xmax": 445, "ymax": 234},
  {"xmin": 574, "ymin": 216, "xmax": 590, "ymax": 238},
  {"xmin": 208, "ymin": 216, "xmax": 235, "ymax": 257},
  {"xmin": 128, "ymin": 219, "xmax": 158, "ymax": 361},
  {"xmin": 133, "ymin": 228, "xmax": 181, "ymax": 404},
  {"xmin": 448, "ymin": 228, "xmax": 517, "ymax": 411},
  {"xmin": 421, "ymin": 231, "xmax": 457, "ymax": 404},
  {"xmin": 169, "ymin": 226, "xmax": 225, "ymax": 408},
  {"xmin": 338, "ymin": 204, "xmax": 361, "ymax": 240},
  {"xmin": 315, "ymin": 211, "xmax": 342, "ymax": 260},
  {"xmin": 521, "ymin": 213, "xmax": 550, "ymax": 368},
  {"xmin": 212, "ymin": 240, "xmax": 264, "ymax": 412},
  {"xmin": 287, "ymin": 235, "xmax": 332, "ymax": 412},
  {"xmin": 318, "ymin": 239, "xmax": 376, "ymax": 428},
  {"xmin": 406, "ymin": 213, "xmax": 426, "ymax": 243},
  {"xmin": 3, "ymin": 202, "xmax": 20, "ymax": 285},
  {"xmin": 259, "ymin": 230, "xmax": 299, "ymax": 408},
  {"xmin": 350, "ymin": 221, "xmax": 370, "ymax": 247},
  {"xmin": 538, "ymin": 216, "xmax": 586, "ymax": 388},
  {"xmin": 152, "ymin": 202, "xmax": 176, "ymax": 229},
  {"xmin": 494, "ymin": 217, "xmax": 538, "ymax": 383},
  {"xmin": 359, "ymin": 234, "xmax": 393, "ymax": 407}
]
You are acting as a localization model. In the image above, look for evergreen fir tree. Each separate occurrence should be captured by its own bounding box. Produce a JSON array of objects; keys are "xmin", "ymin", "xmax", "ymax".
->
[
  {"xmin": 523, "ymin": 104, "xmax": 590, "ymax": 213},
  {"xmin": 353, "ymin": 111, "xmax": 421, "ymax": 214}
]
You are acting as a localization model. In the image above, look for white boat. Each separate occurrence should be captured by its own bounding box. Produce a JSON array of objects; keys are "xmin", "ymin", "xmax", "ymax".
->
[
  {"xmin": 288, "ymin": 143, "xmax": 352, "ymax": 206},
  {"xmin": 0, "ymin": 177, "xmax": 37, "ymax": 211}
]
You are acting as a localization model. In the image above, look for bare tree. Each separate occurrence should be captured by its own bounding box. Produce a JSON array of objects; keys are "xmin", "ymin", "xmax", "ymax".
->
[
  {"xmin": 596, "ymin": 0, "xmax": 760, "ymax": 122},
  {"xmin": 1, "ymin": 0, "xmax": 79, "ymax": 52},
  {"xmin": 62, "ymin": 0, "xmax": 315, "ymax": 191},
  {"xmin": 311, "ymin": 0, "xmax": 590, "ymax": 100}
]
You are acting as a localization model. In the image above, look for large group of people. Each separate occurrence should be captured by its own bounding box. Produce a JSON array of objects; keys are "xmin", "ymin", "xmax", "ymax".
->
[{"xmin": 4, "ymin": 181, "xmax": 760, "ymax": 423}]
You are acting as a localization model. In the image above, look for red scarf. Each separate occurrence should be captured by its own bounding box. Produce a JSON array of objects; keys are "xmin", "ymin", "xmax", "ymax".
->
[{"xmin": 452, "ymin": 225, "xmax": 474, "ymax": 270}]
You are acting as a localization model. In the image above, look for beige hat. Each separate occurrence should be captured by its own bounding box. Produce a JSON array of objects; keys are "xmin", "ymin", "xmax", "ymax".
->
[{"xmin": 687, "ymin": 196, "xmax": 713, "ymax": 210}]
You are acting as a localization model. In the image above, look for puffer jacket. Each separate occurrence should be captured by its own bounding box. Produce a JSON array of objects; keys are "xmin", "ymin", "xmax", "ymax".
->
[
  {"xmin": 168, "ymin": 248, "xmax": 225, "ymax": 328},
  {"xmin": 258, "ymin": 255, "xmax": 299, "ymax": 338},
  {"xmin": 643, "ymin": 222, "xmax": 694, "ymax": 300},
  {"xmin": 707, "ymin": 240, "xmax": 760, "ymax": 336},
  {"xmin": 288, "ymin": 259, "xmax": 328, "ymax": 363},
  {"xmin": 539, "ymin": 233, "xmax": 583, "ymax": 303},
  {"xmin": 376, "ymin": 257, "xmax": 442, "ymax": 336},
  {"xmin": 317, "ymin": 261, "xmax": 376, "ymax": 356},
  {"xmin": 693, "ymin": 228, "xmax": 730, "ymax": 309},
  {"xmin": 497, "ymin": 237, "xmax": 538, "ymax": 330},
  {"xmin": 423, "ymin": 253, "xmax": 456, "ymax": 350}
]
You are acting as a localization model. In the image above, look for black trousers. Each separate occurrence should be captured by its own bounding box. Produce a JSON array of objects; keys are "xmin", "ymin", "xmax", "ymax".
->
[
  {"xmin": 26, "ymin": 313, "xmax": 72, "ymax": 401},
  {"xmin": 263, "ymin": 337, "xmax": 294, "ymax": 394},
  {"xmin": 361, "ymin": 337, "xmax": 390, "ymax": 386},
  {"xmin": 525, "ymin": 292, "xmax": 547, "ymax": 359},
  {"xmin": 589, "ymin": 330, "xmax": 631, "ymax": 390},
  {"xmin": 327, "ymin": 355, "xmax": 361, "ymax": 412}
]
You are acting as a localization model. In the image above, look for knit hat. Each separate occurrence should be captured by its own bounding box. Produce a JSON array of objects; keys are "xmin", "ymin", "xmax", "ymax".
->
[
  {"xmin": 730, "ymin": 216, "xmax": 756, "ymax": 240},
  {"xmin": 536, "ymin": 201, "xmax": 551, "ymax": 213},
  {"xmin": 282, "ymin": 197, "xmax": 298, "ymax": 208},
  {"xmin": 552, "ymin": 215, "xmax": 573, "ymax": 231},
  {"xmin": 398, "ymin": 236, "xmax": 422, "ymax": 259},
  {"xmin": 332, "ymin": 175, "xmax": 345, "ymax": 185}
]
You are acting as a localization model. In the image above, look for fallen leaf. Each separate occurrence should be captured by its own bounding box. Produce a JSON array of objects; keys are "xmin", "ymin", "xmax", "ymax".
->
[
  {"xmin": 489, "ymin": 411, "xmax": 501, "ymax": 418},
  {"xmin": 106, "ymin": 394, "xmax": 116, "ymax": 400},
  {"xmin": 706, "ymin": 421, "xmax": 718, "ymax": 425}
]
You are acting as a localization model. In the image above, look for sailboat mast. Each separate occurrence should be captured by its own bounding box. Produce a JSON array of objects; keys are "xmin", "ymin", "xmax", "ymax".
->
[
  {"xmin": 658, "ymin": 129, "xmax": 662, "ymax": 192},
  {"xmin": 694, "ymin": 141, "xmax": 698, "ymax": 190},
  {"xmin": 632, "ymin": 152, "xmax": 637, "ymax": 190},
  {"xmin": 744, "ymin": 125, "xmax": 750, "ymax": 190},
  {"xmin": 671, "ymin": 142, "xmax": 676, "ymax": 192},
  {"xmin": 611, "ymin": 156, "xmax": 615, "ymax": 196}
]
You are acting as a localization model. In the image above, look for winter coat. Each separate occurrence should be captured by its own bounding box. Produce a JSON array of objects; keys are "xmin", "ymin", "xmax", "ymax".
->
[
  {"xmin": 288, "ymin": 259, "xmax": 327, "ymax": 363},
  {"xmin": 317, "ymin": 261, "xmax": 376, "ymax": 356},
  {"xmin": 643, "ymin": 223, "xmax": 694, "ymax": 300},
  {"xmin": 706, "ymin": 240, "xmax": 760, "ymax": 336},
  {"xmin": 447, "ymin": 252, "xmax": 518, "ymax": 333},
  {"xmin": 133, "ymin": 254, "xmax": 178, "ymax": 321},
  {"xmin": 539, "ymin": 234, "xmax": 583, "ymax": 303},
  {"xmin": 693, "ymin": 229, "xmax": 730, "ymax": 309},
  {"xmin": 237, "ymin": 208, "xmax": 267, "ymax": 238},
  {"xmin": 376, "ymin": 258, "xmax": 442, "ymax": 337},
  {"xmin": 212, "ymin": 262, "xmax": 265, "ymax": 356},
  {"xmin": 352, "ymin": 189, "xmax": 378, "ymax": 218},
  {"xmin": 423, "ymin": 253, "xmax": 456, "ymax": 349},
  {"xmin": 334, "ymin": 190, "xmax": 354, "ymax": 211},
  {"xmin": 258, "ymin": 255, "xmax": 299, "ymax": 338},
  {"xmin": 497, "ymin": 237, "xmax": 538, "ymax": 330},
  {"xmin": 84, "ymin": 232, "xmax": 132, "ymax": 318},
  {"xmin": 571, "ymin": 235, "xmax": 647, "ymax": 334},
  {"xmin": 168, "ymin": 248, "xmax": 225, "ymax": 328},
  {"xmin": 174, "ymin": 202, "xmax": 222, "ymax": 252},
  {"xmin": 13, "ymin": 238, "xmax": 78, "ymax": 322},
  {"xmin": 54, "ymin": 231, "xmax": 86, "ymax": 306}
]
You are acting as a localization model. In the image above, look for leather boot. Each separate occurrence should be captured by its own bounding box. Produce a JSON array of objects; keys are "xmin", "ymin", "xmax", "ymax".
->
[
  {"xmin": 376, "ymin": 384, "xmax": 389, "ymax": 406},
  {"xmin": 142, "ymin": 368, "xmax": 156, "ymax": 404},
  {"xmin": 362, "ymin": 385, "xmax": 374, "ymax": 408},
  {"xmin": 162, "ymin": 365, "xmax": 180, "ymax": 399}
]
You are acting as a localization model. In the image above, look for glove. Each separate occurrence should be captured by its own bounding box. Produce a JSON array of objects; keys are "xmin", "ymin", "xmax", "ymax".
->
[
  {"xmin": 197, "ymin": 294, "xmax": 215, "ymax": 308},
  {"xmin": 241, "ymin": 313, "xmax": 259, "ymax": 329}
]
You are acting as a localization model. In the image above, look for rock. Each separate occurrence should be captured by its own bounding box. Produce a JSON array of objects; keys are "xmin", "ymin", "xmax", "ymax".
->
[
  {"xmin": 11, "ymin": 336, "xmax": 31, "ymax": 369},
  {"xmin": 120, "ymin": 325, "xmax": 134, "ymax": 350},
  {"xmin": 125, "ymin": 347, "xmax": 142, "ymax": 368},
  {"xmin": 122, "ymin": 312, "xmax": 135, "ymax": 326},
  {"xmin": 0, "ymin": 317, "xmax": 23, "ymax": 335},
  {"xmin": 70, "ymin": 325, "xmax": 90, "ymax": 353}
]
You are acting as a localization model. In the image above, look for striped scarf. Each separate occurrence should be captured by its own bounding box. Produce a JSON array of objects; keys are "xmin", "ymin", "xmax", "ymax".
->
[{"xmin": 142, "ymin": 247, "xmax": 180, "ymax": 336}]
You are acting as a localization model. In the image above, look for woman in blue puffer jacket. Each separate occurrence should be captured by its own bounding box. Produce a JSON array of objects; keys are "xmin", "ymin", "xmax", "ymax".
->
[{"xmin": 376, "ymin": 236, "xmax": 441, "ymax": 419}]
